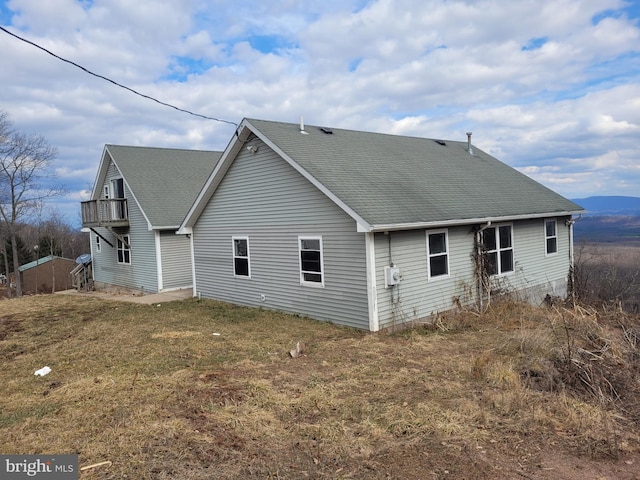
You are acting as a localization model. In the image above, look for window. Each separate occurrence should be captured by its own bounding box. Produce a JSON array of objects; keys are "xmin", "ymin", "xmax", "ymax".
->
[
  {"xmin": 117, "ymin": 235, "xmax": 131, "ymax": 264},
  {"xmin": 103, "ymin": 185, "xmax": 110, "ymax": 198},
  {"xmin": 545, "ymin": 219, "xmax": 557, "ymax": 255},
  {"xmin": 427, "ymin": 230, "xmax": 449, "ymax": 279},
  {"xmin": 299, "ymin": 236, "xmax": 324, "ymax": 286},
  {"xmin": 232, "ymin": 237, "xmax": 250, "ymax": 277},
  {"xmin": 482, "ymin": 225, "xmax": 513, "ymax": 276},
  {"xmin": 95, "ymin": 235, "xmax": 101, "ymax": 253}
]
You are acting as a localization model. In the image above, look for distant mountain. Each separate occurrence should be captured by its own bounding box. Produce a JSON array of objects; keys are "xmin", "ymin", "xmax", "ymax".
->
[{"xmin": 571, "ymin": 196, "xmax": 640, "ymax": 216}]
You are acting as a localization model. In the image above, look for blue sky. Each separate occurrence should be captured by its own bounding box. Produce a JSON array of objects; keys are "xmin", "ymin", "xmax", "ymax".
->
[{"xmin": 0, "ymin": 0, "xmax": 639, "ymax": 226}]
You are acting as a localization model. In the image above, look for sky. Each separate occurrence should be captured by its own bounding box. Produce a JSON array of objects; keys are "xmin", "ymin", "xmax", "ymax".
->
[{"xmin": 1, "ymin": 0, "xmax": 639, "ymax": 227}]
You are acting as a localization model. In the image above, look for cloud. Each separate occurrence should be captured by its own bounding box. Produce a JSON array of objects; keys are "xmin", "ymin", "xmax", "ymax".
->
[{"xmin": 0, "ymin": 0, "xmax": 638, "ymax": 226}]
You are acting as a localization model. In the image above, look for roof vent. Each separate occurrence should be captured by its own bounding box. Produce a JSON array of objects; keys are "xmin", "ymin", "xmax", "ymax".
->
[
  {"xmin": 300, "ymin": 116, "xmax": 308, "ymax": 135},
  {"xmin": 434, "ymin": 139, "xmax": 446, "ymax": 146},
  {"xmin": 466, "ymin": 132, "xmax": 474, "ymax": 155},
  {"xmin": 320, "ymin": 127, "xmax": 333, "ymax": 134}
]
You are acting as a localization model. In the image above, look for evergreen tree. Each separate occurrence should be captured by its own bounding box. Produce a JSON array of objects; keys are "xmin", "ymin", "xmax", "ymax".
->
[
  {"xmin": 38, "ymin": 235, "xmax": 63, "ymax": 257},
  {"xmin": 0, "ymin": 236, "xmax": 33, "ymax": 273}
]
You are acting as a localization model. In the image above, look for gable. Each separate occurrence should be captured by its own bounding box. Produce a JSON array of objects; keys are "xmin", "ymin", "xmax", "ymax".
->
[
  {"xmin": 191, "ymin": 138, "xmax": 370, "ymax": 330},
  {"xmin": 91, "ymin": 145, "xmax": 222, "ymax": 230},
  {"xmin": 200, "ymin": 136, "xmax": 359, "ymax": 229}
]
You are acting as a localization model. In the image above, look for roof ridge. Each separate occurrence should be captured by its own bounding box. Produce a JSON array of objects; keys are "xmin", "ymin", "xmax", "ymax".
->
[
  {"xmin": 245, "ymin": 117, "xmax": 468, "ymax": 144},
  {"xmin": 106, "ymin": 144, "xmax": 222, "ymax": 154}
]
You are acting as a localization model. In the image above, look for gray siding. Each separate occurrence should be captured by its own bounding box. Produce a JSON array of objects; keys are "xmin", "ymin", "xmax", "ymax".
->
[
  {"xmin": 494, "ymin": 217, "xmax": 571, "ymax": 302},
  {"xmin": 192, "ymin": 139, "xmax": 369, "ymax": 329},
  {"xmin": 92, "ymin": 157, "xmax": 158, "ymax": 292},
  {"xmin": 159, "ymin": 231, "xmax": 192, "ymax": 290},
  {"xmin": 374, "ymin": 226, "xmax": 476, "ymax": 330},
  {"xmin": 373, "ymin": 218, "xmax": 572, "ymax": 329}
]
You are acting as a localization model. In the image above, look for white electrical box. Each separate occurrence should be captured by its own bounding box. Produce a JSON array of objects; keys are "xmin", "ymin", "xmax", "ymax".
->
[{"xmin": 384, "ymin": 266, "xmax": 401, "ymax": 288}]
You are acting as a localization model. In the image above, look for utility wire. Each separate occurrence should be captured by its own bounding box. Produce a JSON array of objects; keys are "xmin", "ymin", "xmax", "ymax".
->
[{"xmin": 0, "ymin": 26, "xmax": 238, "ymax": 126}]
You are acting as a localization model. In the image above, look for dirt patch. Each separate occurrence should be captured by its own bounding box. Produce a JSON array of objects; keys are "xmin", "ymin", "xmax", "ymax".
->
[{"xmin": 0, "ymin": 315, "xmax": 23, "ymax": 340}]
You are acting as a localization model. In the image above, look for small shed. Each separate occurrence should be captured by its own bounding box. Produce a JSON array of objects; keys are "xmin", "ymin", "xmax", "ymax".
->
[{"xmin": 18, "ymin": 256, "xmax": 76, "ymax": 294}]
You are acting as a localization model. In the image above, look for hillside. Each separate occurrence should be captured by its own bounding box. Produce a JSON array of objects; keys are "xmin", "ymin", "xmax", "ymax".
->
[
  {"xmin": 570, "ymin": 196, "xmax": 640, "ymax": 244},
  {"xmin": 573, "ymin": 215, "xmax": 640, "ymax": 244},
  {"xmin": 1, "ymin": 294, "xmax": 639, "ymax": 479}
]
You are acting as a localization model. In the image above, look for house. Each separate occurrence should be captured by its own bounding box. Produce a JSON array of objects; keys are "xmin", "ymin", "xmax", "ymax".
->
[
  {"xmin": 81, "ymin": 145, "xmax": 222, "ymax": 293},
  {"xmin": 18, "ymin": 255, "xmax": 76, "ymax": 294},
  {"xmin": 178, "ymin": 118, "xmax": 584, "ymax": 331}
]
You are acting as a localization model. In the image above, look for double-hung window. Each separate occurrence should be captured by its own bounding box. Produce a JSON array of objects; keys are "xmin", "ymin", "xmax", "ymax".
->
[
  {"xmin": 95, "ymin": 235, "xmax": 101, "ymax": 253},
  {"xmin": 299, "ymin": 236, "xmax": 324, "ymax": 286},
  {"xmin": 482, "ymin": 225, "xmax": 513, "ymax": 276},
  {"xmin": 427, "ymin": 230, "xmax": 449, "ymax": 279},
  {"xmin": 117, "ymin": 235, "xmax": 131, "ymax": 264},
  {"xmin": 232, "ymin": 237, "xmax": 250, "ymax": 277},
  {"xmin": 545, "ymin": 219, "xmax": 557, "ymax": 255}
]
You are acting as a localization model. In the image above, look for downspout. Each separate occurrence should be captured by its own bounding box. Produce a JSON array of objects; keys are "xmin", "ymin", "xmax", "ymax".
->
[
  {"xmin": 476, "ymin": 221, "xmax": 492, "ymax": 311},
  {"xmin": 566, "ymin": 214, "xmax": 582, "ymax": 303}
]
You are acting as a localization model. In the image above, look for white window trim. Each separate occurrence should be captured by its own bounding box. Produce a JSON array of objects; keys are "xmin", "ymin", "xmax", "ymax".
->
[
  {"xmin": 298, "ymin": 235, "xmax": 324, "ymax": 287},
  {"xmin": 484, "ymin": 223, "xmax": 514, "ymax": 277},
  {"xmin": 544, "ymin": 219, "xmax": 558, "ymax": 256},
  {"xmin": 95, "ymin": 234, "xmax": 101, "ymax": 253},
  {"xmin": 232, "ymin": 236, "xmax": 251, "ymax": 278},
  {"xmin": 155, "ymin": 231, "xmax": 163, "ymax": 291},
  {"xmin": 426, "ymin": 229, "xmax": 450, "ymax": 281},
  {"xmin": 117, "ymin": 235, "xmax": 131, "ymax": 265},
  {"xmin": 103, "ymin": 185, "xmax": 110, "ymax": 199}
]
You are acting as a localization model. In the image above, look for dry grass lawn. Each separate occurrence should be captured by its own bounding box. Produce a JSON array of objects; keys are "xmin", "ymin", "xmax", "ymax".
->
[{"xmin": 1, "ymin": 293, "xmax": 640, "ymax": 479}]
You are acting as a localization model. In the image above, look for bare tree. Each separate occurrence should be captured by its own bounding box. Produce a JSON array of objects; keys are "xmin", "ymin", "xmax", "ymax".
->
[
  {"xmin": 0, "ymin": 111, "xmax": 64, "ymax": 297},
  {"xmin": 0, "ymin": 222, "xmax": 9, "ymax": 297}
]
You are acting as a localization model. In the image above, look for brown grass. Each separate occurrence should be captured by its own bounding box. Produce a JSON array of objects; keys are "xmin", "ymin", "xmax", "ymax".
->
[
  {"xmin": 1, "ymin": 295, "xmax": 639, "ymax": 479},
  {"xmin": 573, "ymin": 243, "xmax": 640, "ymax": 311}
]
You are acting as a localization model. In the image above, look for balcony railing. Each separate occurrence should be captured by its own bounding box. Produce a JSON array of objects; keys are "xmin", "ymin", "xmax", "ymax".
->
[{"xmin": 81, "ymin": 199, "xmax": 129, "ymax": 227}]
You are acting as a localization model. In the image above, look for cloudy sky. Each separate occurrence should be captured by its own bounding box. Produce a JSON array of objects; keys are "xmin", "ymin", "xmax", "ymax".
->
[{"xmin": 1, "ymin": 0, "xmax": 639, "ymax": 225}]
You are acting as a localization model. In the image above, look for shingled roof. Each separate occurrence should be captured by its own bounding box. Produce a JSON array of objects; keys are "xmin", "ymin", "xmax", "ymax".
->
[
  {"xmin": 96, "ymin": 145, "xmax": 222, "ymax": 229},
  {"xmin": 183, "ymin": 118, "xmax": 583, "ymax": 232}
]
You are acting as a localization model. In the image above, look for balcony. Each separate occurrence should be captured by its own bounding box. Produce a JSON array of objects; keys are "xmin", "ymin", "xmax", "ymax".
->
[{"xmin": 81, "ymin": 198, "xmax": 129, "ymax": 228}]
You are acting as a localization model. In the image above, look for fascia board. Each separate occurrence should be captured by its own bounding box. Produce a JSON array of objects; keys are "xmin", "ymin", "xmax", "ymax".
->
[
  {"xmin": 90, "ymin": 145, "xmax": 111, "ymax": 200},
  {"xmin": 366, "ymin": 210, "xmax": 585, "ymax": 233}
]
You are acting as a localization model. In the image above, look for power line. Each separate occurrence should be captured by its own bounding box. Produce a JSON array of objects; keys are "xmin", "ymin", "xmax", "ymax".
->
[{"xmin": 0, "ymin": 26, "xmax": 238, "ymax": 126}]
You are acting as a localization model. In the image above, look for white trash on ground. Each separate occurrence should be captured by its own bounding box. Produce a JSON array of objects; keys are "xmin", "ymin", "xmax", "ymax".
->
[{"xmin": 34, "ymin": 366, "xmax": 51, "ymax": 376}]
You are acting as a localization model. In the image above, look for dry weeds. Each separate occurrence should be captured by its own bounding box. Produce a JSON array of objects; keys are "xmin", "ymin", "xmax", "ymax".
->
[{"xmin": 1, "ymin": 294, "xmax": 639, "ymax": 479}]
